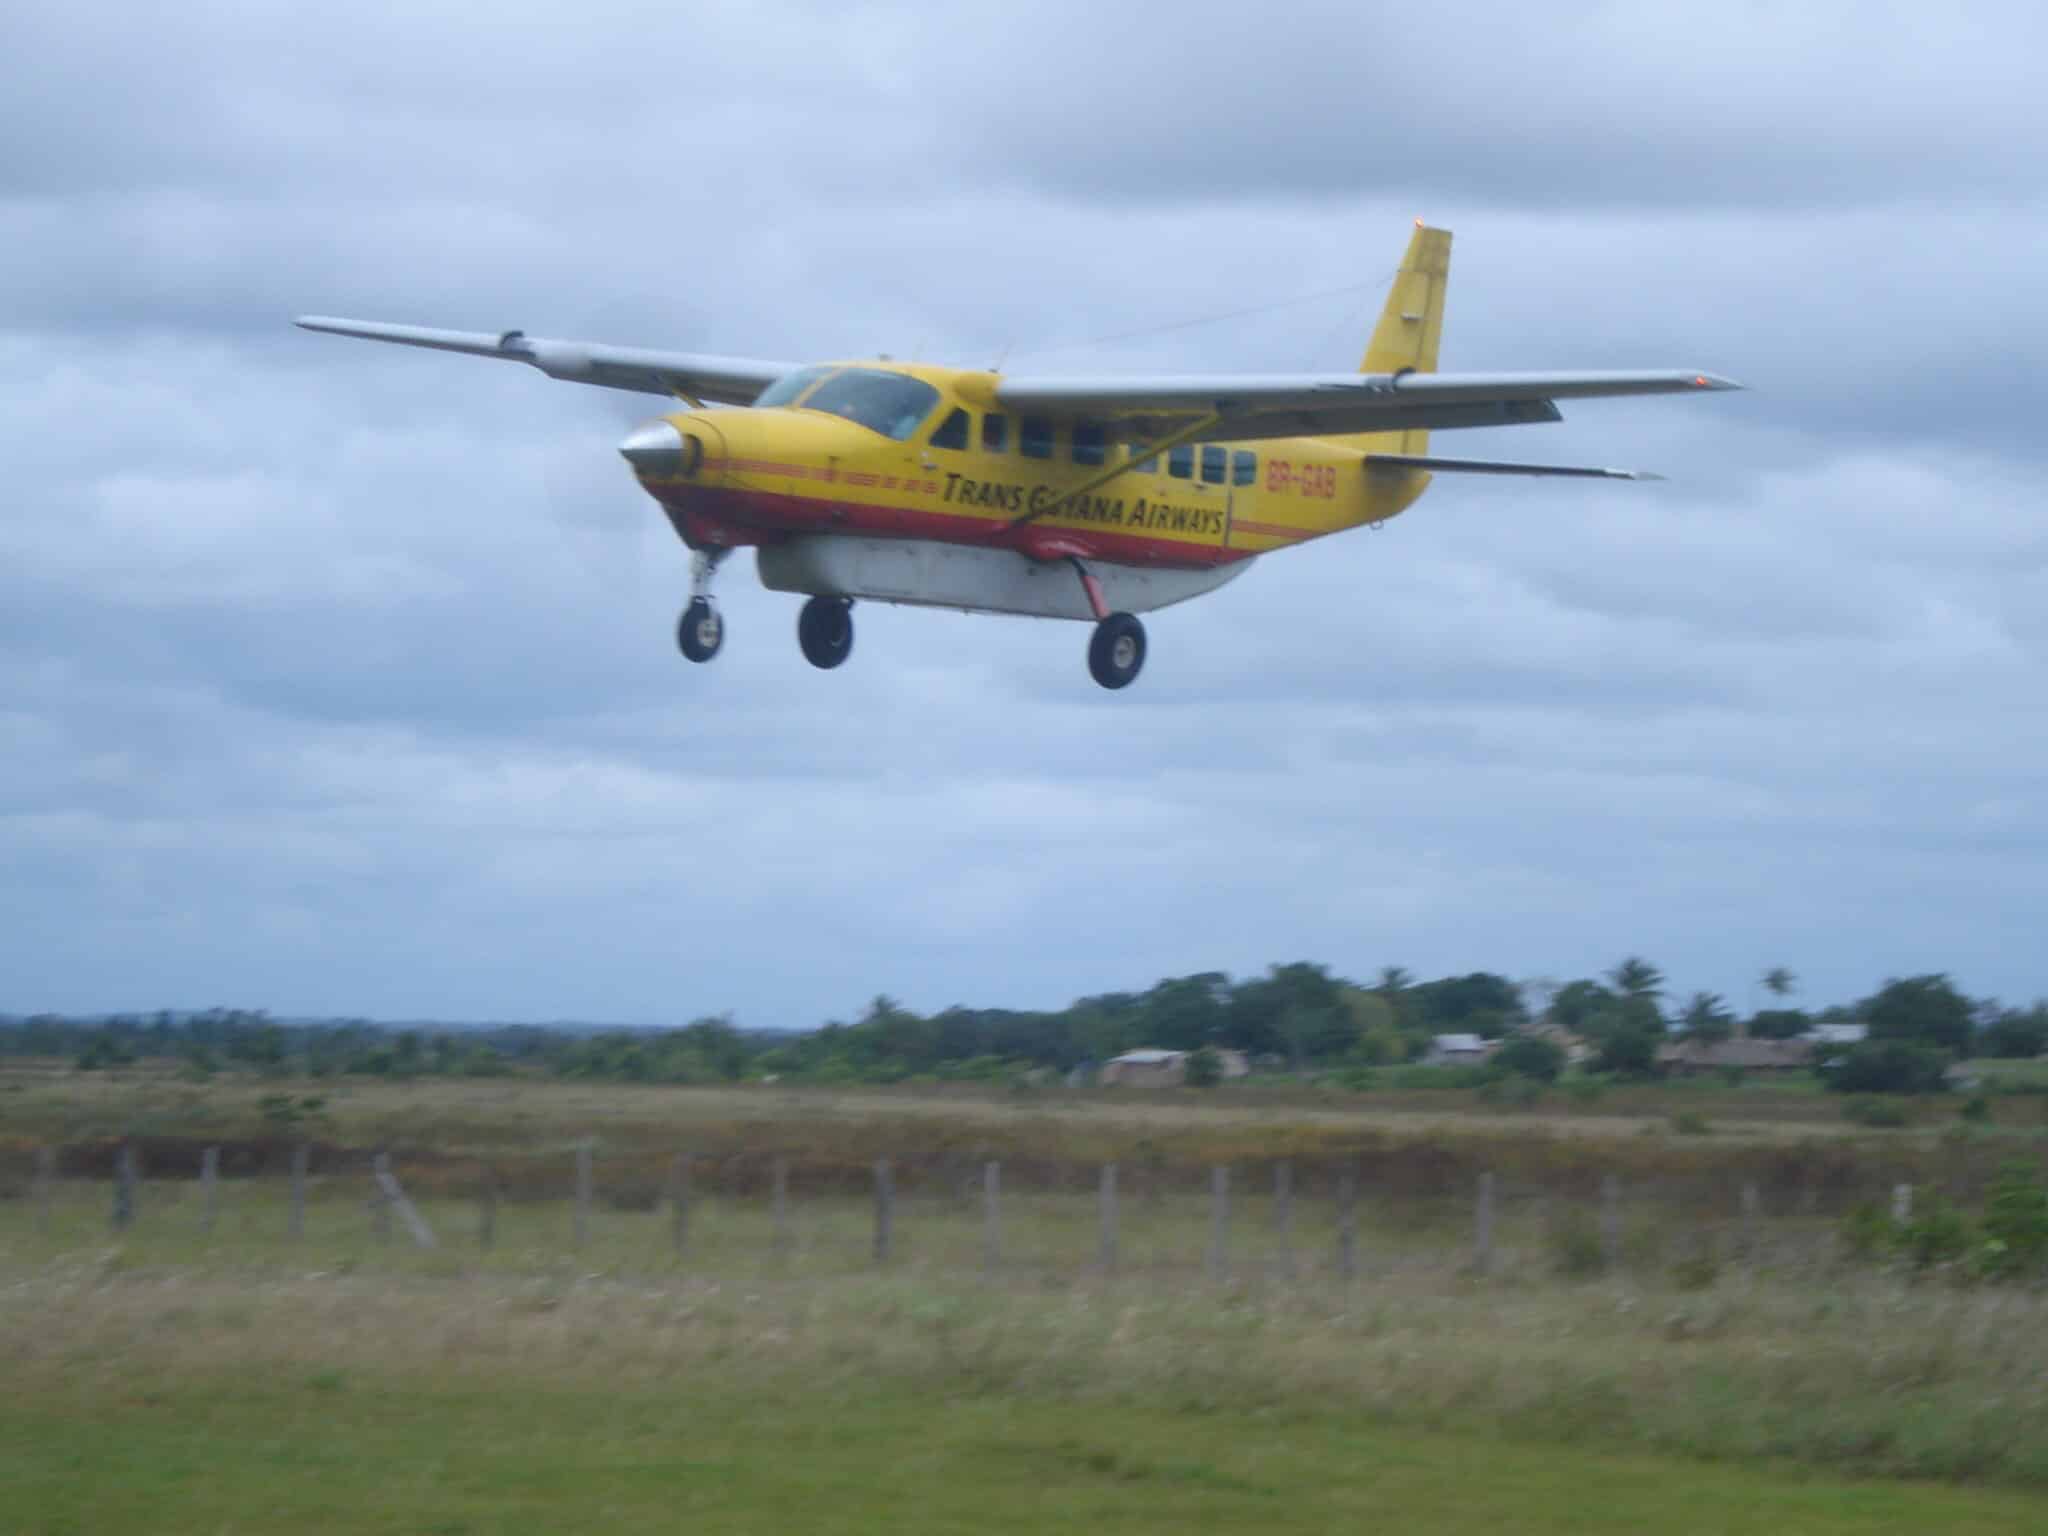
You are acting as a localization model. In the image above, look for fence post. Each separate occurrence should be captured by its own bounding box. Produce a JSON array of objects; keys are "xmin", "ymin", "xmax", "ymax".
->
[
  {"xmin": 289, "ymin": 1141, "xmax": 309, "ymax": 1239},
  {"xmin": 1474, "ymin": 1171, "xmax": 1496, "ymax": 1275},
  {"xmin": 1208, "ymin": 1165, "xmax": 1231, "ymax": 1281},
  {"xmin": 1740, "ymin": 1181, "xmax": 1761, "ymax": 1261},
  {"xmin": 574, "ymin": 1140, "xmax": 593, "ymax": 1251},
  {"xmin": 873, "ymin": 1159, "xmax": 895, "ymax": 1265},
  {"xmin": 112, "ymin": 1140, "xmax": 138, "ymax": 1232},
  {"xmin": 1273, "ymin": 1160, "xmax": 1295, "ymax": 1278},
  {"xmin": 34, "ymin": 1146, "xmax": 55, "ymax": 1235},
  {"xmin": 200, "ymin": 1145, "xmax": 220, "ymax": 1233},
  {"xmin": 983, "ymin": 1161, "xmax": 1001, "ymax": 1272},
  {"xmin": 479, "ymin": 1165, "xmax": 498, "ymax": 1251},
  {"xmin": 1891, "ymin": 1183, "xmax": 1913, "ymax": 1224},
  {"xmin": 1600, "ymin": 1174, "xmax": 1621, "ymax": 1272},
  {"xmin": 371, "ymin": 1153, "xmax": 436, "ymax": 1249},
  {"xmin": 1098, "ymin": 1162, "xmax": 1119, "ymax": 1273},
  {"xmin": 372, "ymin": 1152, "xmax": 394, "ymax": 1244},
  {"xmin": 771, "ymin": 1157, "xmax": 792, "ymax": 1259},
  {"xmin": 670, "ymin": 1154, "xmax": 692, "ymax": 1256},
  {"xmin": 1336, "ymin": 1161, "xmax": 1358, "ymax": 1280}
]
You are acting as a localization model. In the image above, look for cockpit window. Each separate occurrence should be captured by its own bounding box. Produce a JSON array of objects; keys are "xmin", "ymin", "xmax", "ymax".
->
[
  {"xmin": 799, "ymin": 367, "xmax": 941, "ymax": 440},
  {"xmin": 754, "ymin": 365, "xmax": 834, "ymax": 409}
]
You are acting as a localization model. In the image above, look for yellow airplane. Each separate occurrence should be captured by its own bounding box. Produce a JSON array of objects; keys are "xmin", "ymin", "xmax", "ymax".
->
[{"xmin": 298, "ymin": 225, "xmax": 1738, "ymax": 689}]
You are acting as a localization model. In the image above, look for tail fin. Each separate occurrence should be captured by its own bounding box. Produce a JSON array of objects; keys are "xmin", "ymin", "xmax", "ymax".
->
[{"xmin": 1331, "ymin": 223, "xmax": 1451, "ymax": 456}]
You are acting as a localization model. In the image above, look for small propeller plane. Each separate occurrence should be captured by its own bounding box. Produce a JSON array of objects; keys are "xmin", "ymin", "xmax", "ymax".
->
[{"xmin": 298, "ymin": 224, "xmax": 1738, "ymax": 689}]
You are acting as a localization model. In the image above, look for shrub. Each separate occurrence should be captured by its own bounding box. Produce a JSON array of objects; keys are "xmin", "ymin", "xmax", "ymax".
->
[
  {"xmin": 1670, "ymin": 1111, "xmax": 1713, "ymax": 1136},
  {"xmin": 1184, "ymin": 1046, "xmax": 1223, "ymax": 1088},
  {"xmin": 1547, "ymin": 1208, "xmax": 1607, "ymax": 1278},
  {"xmin": 1958, "ymin": 1095, "xmax": 1991, "ymax": 1124},
  {"xmin": 1493, "ymin": 1034, "xmax": 1565, "ymax": 1082},
  {"xmin": 1841, "ymin": 1096, "xmax": 1911, "ymax": 1128},
  {"xmin": 1978, "ymin": 1162, "xmax": 2048, "ymax": 1277},
  {"xmin": 1895, "ymin": 1198, "xmax": 1971, "ymax": 1268},
  {"xmin": 1562, "ymin": 1074, "xmax": 1606, "ymax": 1105},
  {"xmin": 1828, "ymin": 1040, "xmax": 1951, "ymax": 1095}
]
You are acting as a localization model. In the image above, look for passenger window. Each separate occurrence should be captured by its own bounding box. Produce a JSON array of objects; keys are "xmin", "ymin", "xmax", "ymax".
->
[
  {"xmin": 1232, "ymin": 449, "xmax": 1257, "ymax": 487},
  {"xmin": 1200, "ymin": 446, "xmax": 1227, "ymax": 485},
  {"xmin": 930, "ymin": 409, "xmax": 970, "ymax": 451},
  {"xmin": 1131, "ymin": 451, "xmax": 1160, "ymax": 473},
  {"xmin": 1071, "ymin": 420, "xmax": 1106, "ymax": 466},
  {"xmin": 1021, "ymin": 416, "xmax": 1054, "ymax": 459},
  {"xmin": 1168, "ymin": 444, "xmax": 1193, "ymax": 479},
  {"xmin": 983, "ymin": 413, "xmax": 1008, "ymax": 453}
]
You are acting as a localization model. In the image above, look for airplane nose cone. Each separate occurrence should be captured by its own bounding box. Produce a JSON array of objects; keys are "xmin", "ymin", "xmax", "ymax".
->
[{"xmin": 619, "ymin": 420, "xmax": 689, "ymax": 477}]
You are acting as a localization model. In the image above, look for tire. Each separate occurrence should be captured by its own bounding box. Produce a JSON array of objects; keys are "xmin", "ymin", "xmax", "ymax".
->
[
  {"xmin": 1087, "ymin": 612, "xmax": 1146, "ymax": 690},
  {"xmin": 677, "ymin": 598, "xmax": 723, "ymax": 663},
  {"xmin": 797, "ymin": 596, "xmax": 854, "ymax": 670}
]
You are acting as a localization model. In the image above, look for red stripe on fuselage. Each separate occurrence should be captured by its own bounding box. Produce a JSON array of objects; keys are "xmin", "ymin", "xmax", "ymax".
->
[{"xmin": 650, "ymin": 483, "xmax": 1254, "ymax": 570}]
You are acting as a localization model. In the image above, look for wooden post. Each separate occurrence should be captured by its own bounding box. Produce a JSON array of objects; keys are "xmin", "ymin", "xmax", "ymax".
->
[
  {"xmin": 33, "ymin": 1146, "xmax": 55, "ymax": 1235},
  {"xmin": 1474, "ymin": 1171, "xmax": 1495, "ymax": 1275},
  {"xmin": 1336, "ymin": 1162, "xmax": 1359, "ymax": 1280},
  {"xmin": 982, "ymin": 1160, "xmax": 1001, "ymax": 1272},
  {"xmin": 1740, "ymin": 1181, "xmax": 1761, "ymax": 1260},
  {"xmin": 669, "ymin": 1154, "xmax": 692, "ymax": 1256},
  {"xmin": 1891, "ymin": 1183, "xmax": 1913, "ymax": 1224},
  {"xmin": 1599, "ymin": 1174, "xmax": 1621, "ymax": 1272},
  {"xmin": 1208, "ymin": 1165, "xmax": 1231, "ymax": 1280},
  {"xmin": 479, "ymin": 1166, "xmax": 498, "ymax": 1251},
  {"xmin": 1273, "ymin": 1160, "xmax": 1295, "ymax": 1278},
  {"xmin": 1098, "ymin": 1162, "xmax": 1119, "ymax": 1273},
  {"xmin": 372, "ymin": 1152, "xmax": 394, "ymax": 1244},
  {"xmin": 200, "ymin": 1145, "xmax": 220, "ymax": 1232},
  {"xmin": 573, "ymin": 1141, "xmax": 593, "ymax": 1251},
  {"xmin": 771, "ymin": 1157, "xmax": 792, "ymax": 1259},
  {"xmin": 873, "ymin": 1158, "xmax": 895, "ymax": 1265},
  {"xmin": 112, "ymin": 1140, "xmax": 137, "ymax": 1232},
  {"xmin": 371, "ymin": 1153, "xmax": 436, "ymax": 1249},
  {"xmin": 289, "ymin": 1141, "xmax": 309, "ymax": 1240}
]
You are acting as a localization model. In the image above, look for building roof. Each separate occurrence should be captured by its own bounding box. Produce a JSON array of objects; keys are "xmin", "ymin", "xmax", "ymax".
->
[
  {"xmin": 1803, "ymin": 1023, "xmax": 1868, "ymax": 1045},
  {"xmin": 1658, "ymin": 1038, "xmax": 1814, "ymax": 1069},
  {"xmin": 1107, "ymin": 1049, "xmax": 1183, "ymax": 1065},
  {"xmin": 1431, "ymin": 1034, "xmax": 1488, "ymax": 1054}
]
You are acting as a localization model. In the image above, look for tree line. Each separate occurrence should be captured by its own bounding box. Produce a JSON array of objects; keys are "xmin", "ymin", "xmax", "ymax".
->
[{"xmin": 6, "ymin": 958, "xmax": 2045, "ymax": 1093}]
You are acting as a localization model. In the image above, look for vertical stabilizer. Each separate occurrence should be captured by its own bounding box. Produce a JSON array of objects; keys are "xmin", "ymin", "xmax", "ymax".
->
[{"xmin": 1333, "ymin": 224, "xmax": 1451, "ymax": 459}]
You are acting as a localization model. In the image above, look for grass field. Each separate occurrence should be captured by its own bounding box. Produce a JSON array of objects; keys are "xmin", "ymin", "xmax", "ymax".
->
[{"xmin": 6, "ymin": 1068, "xmax": 2047, "ymax": 1529}]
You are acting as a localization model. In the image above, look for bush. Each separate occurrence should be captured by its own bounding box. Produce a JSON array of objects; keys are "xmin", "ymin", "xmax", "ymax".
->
[
  {"xmin": 1184, "ymin": 1046, "xmax": 1223, "ymax": 1088},
  {"xmin": 1670, "ymin": 1111, "xmax": 1713, "ymax": 1136},
  {"xmin": 1841, "ymin": 1096, "xmax": 1911, "ymax": 1128},
  {"xmin": 1979, "ymin": 1162, "xmax": 2048, "ymax": 1277},
  {"xmin": 1828, "ymin": 1041, "xmax": 1950, "ymax": 1096},
  {"xmin": 1958, "ymin": 1095, "xmax": 1991, "ymax": 1124},
  {"xmin": 1493, "ymin": 1034, "xmax": 1565, "ymax": 1082},
  {"xmin": 1896, "ymin": 1198, "xmax": 1971, "ymax": 1268}
]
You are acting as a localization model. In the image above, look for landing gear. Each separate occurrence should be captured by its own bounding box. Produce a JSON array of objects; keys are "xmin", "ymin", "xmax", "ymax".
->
[
  {"xmin": 677, "ymin": 598, "xmax": 722, "ymax": 662},
  {"xmin": 1088, "ymin": 612, "xmax": 1146, "ymax": 690},
  {"xmin": 676, "ymin": 548, "xmax": 727, "ymax": 664},
  {"xmin": 798, "ymin": 595, "xmax": 854, "ymax": 670}
]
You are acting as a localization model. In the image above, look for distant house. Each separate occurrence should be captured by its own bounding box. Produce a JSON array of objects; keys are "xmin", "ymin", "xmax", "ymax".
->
[
  {"xmin": 1098, "ymin": 1047, "xmax": 1249, "ymax": 1086},
  {"xmin": 1423, "ymin": 1033, "xmax": 1493, "ymax": 1066},
  {"xmin": 1803, "ymin": 1023, "xmax": 1868, "ymax": 1047},
  {"xmin": 1657, "ymin": 1037, "xmax": 1814, "ymax": 1076}
]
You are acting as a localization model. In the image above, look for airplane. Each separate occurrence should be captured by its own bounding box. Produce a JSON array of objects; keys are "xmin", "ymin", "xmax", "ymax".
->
[{"xmin": 297, "ymin": 224, "xmax": 1738, "ymax": 690}]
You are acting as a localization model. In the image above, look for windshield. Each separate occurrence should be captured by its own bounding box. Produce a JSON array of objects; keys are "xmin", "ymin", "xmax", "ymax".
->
[
  {"xmin": 753, "ymin": 364, "xmax": 834, "ymax": 409},
  {"xmin": 799, "ymin": 367, "xmax": 941, "ymax": 440}
]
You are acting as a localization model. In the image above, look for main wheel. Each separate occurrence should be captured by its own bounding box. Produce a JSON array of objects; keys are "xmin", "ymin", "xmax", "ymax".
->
[
  {"xmin": 1087, "ymin": 612, "xmax": 1146, "ymax": 690},
  {"xmin": 677, "ymin": 598, "xmax": 723, "ymax": 663},
  {"xmin": 797, "ymin": 596, "xmax": 854, "ymax": 670}
]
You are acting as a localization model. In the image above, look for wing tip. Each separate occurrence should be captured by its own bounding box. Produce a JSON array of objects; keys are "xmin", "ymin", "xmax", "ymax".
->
[{"xmin": 1690, "ymin": 372, "xmax": 1744, "ymax": 391}]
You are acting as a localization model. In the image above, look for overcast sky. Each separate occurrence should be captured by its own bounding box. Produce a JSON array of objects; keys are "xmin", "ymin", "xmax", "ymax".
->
[{"xmin": 4, "ymin": 3, "xmax": 2045, "ymax": 1027}]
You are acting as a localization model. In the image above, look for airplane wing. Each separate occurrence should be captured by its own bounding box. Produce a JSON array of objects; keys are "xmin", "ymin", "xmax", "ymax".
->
[
  {"xmin": 994, "ymin": 369, "xmax": 1740, "ymax": 443},
  {"xmin": 294, "ymin": 317, "xmax": 796, "ymax": 406}
]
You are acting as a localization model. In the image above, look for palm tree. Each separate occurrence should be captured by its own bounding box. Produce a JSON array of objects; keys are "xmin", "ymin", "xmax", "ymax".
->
[
  {"xmin": 1761, "ymin": 967, "xmax": 1797, "ymax": 1001},
  {"xmin": 1375, "ymin": 966, "xmax": 1413, "ymax": 995},
  {"xmin": 1608, "ymin": 956, "xmax": 1665, "ymax": 1002},
  {"xmin": 1680, "ymin": 991, "xmax": 1734, "ymax": 1046}
]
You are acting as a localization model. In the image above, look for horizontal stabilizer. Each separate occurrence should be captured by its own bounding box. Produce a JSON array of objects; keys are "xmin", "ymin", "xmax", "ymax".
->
[{"xmin": 1365, "ymin": 454, "xmax": 1664, "ymax": 481}]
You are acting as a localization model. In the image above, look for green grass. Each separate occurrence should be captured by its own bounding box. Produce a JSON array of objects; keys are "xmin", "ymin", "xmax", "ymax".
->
[{"xmin": 4, "ymin": 1374, "xmax": 2041, "ymax": 1535}]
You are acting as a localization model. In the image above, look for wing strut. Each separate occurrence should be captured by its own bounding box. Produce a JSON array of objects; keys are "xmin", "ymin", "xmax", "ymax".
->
[{"xmin": 1003, "ymin": 412, "xmax": 1222, "ymax": 535}]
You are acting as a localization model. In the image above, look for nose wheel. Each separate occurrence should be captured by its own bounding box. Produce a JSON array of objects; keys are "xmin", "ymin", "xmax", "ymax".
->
[
  {"xmin": 677, "ymin": 598, "xmax": 723, "ymax": 662},
  {"xmin": 1088, "ymin": 612, "xmax": 1146, "ymax": 689},
  {"xmin": 798, "ymin": 596, "xmax": 854, "ymax": 669},
  {"xmin": 675, "ymin": 547, "xmax": 728, "ymax": 665}
]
